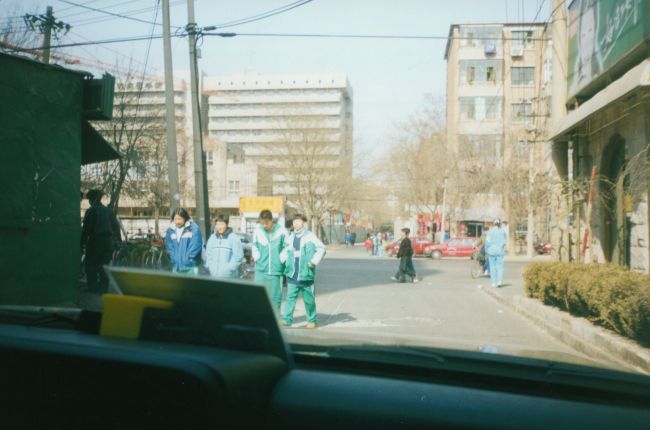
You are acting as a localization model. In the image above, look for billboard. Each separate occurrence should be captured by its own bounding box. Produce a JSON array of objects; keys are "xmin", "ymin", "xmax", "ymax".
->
[
  {"xmin": 239, "ymin": 196, "xmax": 284, "ymax": 214},
  {"xmin": 567, "ymin": 0, "xmax": 649, "ymax": 99}
]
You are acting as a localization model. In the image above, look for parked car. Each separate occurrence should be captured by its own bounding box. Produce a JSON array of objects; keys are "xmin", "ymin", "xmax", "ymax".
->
[
  {"xmin": 424, "ymin": 237, "xmax": 479, "ymax": 259},
  {"xmin": 386, "ymin": 237, "xmax": 434, "ymax": 257},
  {"xmin": 535, "ymin": 241, "xmax": 553, "ymax": 255}
]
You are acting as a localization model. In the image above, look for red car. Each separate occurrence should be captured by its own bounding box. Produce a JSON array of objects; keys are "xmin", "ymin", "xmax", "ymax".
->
[
  {"xmin": 424, "ymin": 237, "xmax": 479, "ymax": 259},
  {"xmin": 386, "ymin": 237, "xmax": 434, "ymax": 257}
]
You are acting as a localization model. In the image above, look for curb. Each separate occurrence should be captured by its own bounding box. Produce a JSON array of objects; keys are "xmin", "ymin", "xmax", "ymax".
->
[{"xmin": 482, "ymin": 287, "xmax": 650, "ymax": 375}]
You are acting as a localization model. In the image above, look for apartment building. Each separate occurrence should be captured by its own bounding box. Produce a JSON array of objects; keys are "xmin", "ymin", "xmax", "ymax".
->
[
  {"xmin": 444, "ymin": 23, "xmax": 553, "ymax": 250},
  {"xmin": 202, "ymin": 73, "xmax": 353, "ymax": 200}
]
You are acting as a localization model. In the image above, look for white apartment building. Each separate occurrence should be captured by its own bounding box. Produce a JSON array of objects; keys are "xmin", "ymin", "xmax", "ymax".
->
[
  {"xmin": 203, "ymin": 73, "xmax": 353, "ymax": 200},
  {"xmin": 445, "ymin": 23, "xmax": 553, "ymax": 249}
]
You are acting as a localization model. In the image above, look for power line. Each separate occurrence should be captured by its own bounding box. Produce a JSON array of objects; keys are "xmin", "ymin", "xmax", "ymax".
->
[
  {"xmin": 57, "ymin": 0, "xmax": 141, "ymax": 20},
  {"xmin": 204, "ymin": 0, "xmax": 313, "ymax": 31},
  {"xmin": 70, "ymin": 0, "xmax": 185, "ymax": 28},
  {"xmin": 56, "ymin": 0, "xmax": 174, "ymax": 28},
  {"xmin": 204, "ymin": 31, "xmax": 551, "ymax": 42}
]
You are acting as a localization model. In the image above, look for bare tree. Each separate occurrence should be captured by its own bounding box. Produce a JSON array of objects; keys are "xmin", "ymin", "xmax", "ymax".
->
[
  {"xmin": 82, "ymin": 71, "xmax": 168, "ymax": 220},
  {"xmin": 376, "ymin": 96, "xmax": 448, "ymax": 214},
  {"xmin": 263, "ymin": 116, "xmax": 354, "ymax": 236},
  {"xmin": 0, "ymin": 3, "xmax": 41, "ymax": 55}
]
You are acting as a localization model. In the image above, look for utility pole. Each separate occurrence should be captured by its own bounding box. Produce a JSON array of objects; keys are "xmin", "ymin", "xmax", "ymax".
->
[
  {"xmin": 440, "ymin": 176, "xmax": 448, "ymax": 244},
  {"xmin": 551, "ymin": 0, "xmax": 569, "ymax": 260},
  {"xmin": 161, "ymin": 0, "xmax": 180, "ymax": 214},
  {"xmin": 527, "ymin": 138, "xmax": 535, "ymax": 258},
  {"xmin": 24, "ymin": 6, "xmax": 70, "ymax": 65},
  {"xmin": 186, "ymin": 0, "xmax": 210, "ymax": 237},
  {"xmin": 42, "ymin": 6, "xmax": 53, "ymax": 64}
]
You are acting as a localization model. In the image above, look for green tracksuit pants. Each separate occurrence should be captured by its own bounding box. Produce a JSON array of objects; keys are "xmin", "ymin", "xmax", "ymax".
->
[
  {"xmin": 255, "ymin": 272, "xmax": 283, "ymax": 313},
  {"xmin": 283, "ymin": 282, "xmax": 316, "ymax": 325}
]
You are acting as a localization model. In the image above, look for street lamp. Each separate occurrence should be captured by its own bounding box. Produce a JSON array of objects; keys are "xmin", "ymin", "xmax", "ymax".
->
[{"xmin": 440, "ymin": 176, "xmax": 448, "ymax": 244}]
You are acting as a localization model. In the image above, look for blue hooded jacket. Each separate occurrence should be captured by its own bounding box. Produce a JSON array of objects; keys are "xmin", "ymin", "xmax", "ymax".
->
[
  {"xmin": 165, "ymin": 221, "xmax": 203, "ymax": 272},
  {"xmin": 204, "ymin": 227, "xmax": 244, "ymax": 278},
  {"xmin": 485, "ymin": 226, "xmax": 507, "ymax": 257}
]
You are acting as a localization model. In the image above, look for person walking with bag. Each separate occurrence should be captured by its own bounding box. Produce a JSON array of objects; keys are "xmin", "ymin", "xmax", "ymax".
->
[{"xmin": 281, "ymin": 214, "xmax": 326, "ymax": 329}]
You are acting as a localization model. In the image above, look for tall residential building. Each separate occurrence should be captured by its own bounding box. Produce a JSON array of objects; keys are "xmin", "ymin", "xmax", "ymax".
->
[
  {"xmin": 203, "ymin": 73, "xmax": 353, "ymax": 200},
  {"xmin": 444, "ymin": 23, "xmax": 553, "ymax": 249}
]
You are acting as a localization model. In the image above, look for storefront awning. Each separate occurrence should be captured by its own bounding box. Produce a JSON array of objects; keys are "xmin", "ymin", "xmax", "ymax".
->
[
  {"xmin": 550, "ymin": 60, "xmax": 650, "ymax": 141},
  {"xmin": 81, "ymin": 121, "xmax": 119, "ymax": 165},
  {"xmin": 459, "ymin": 207, "xmax": 506, "ymax": 223}
]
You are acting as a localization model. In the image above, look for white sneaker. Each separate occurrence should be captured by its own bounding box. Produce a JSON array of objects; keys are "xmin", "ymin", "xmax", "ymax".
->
[{"xmin": 491, "ymin": 284, "xmax": 497, "ymax": 288}]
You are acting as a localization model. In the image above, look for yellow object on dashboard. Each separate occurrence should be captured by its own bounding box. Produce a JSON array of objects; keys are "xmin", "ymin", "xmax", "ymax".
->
[{"xmin": 100, "ymin": 294, "xmax": 174, "ymax": 340}]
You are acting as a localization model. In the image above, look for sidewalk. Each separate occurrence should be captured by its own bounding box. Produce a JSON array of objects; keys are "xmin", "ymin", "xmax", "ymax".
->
[{"xmin": 481, "ymin": 277, "xmax": 650, "ymax": 375}]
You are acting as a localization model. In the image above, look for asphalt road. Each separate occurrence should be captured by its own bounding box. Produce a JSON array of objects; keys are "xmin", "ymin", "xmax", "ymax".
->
[{"xmin": 282, "ymin": 245, "xmax": 617, "ymax": 368}]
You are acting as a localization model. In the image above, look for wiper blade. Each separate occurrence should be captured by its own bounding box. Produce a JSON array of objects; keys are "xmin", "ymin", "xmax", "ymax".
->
[{"xmin": 292, "ymin": 343, "xmax": 446, "ymax": 364}]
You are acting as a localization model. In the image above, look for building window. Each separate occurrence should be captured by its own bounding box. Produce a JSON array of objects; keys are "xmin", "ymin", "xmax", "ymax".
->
[
  {"xmin": 512, "ymin": 66, "xmax": 534, "ymax": 85},
  {"xmin": 467, "ymin": 66, "xmax": 475, "ymax": 83},
  {"xmin": 511, "ymin": 30, "xmax": 534, "ymax": 50},
  {"xmin": 460, "ymin": 25, "xmax": 501, "ymax": 48},
  {"xmin": 511, "ymin": 102, "xmax": 533, "ymax": 122},
  {"xmin": 460, "ymin": 60, "xmax": 502, "ymax": 84},
  {"xmin": 514, "ymin": 139, "xmax": 529, "ymax": 160},
  {"xmin": 228, "ymin": 180, "xmax": 240, "ymax": 196},
  {"xmin": 459, "ymin": 134, "xmax": 503, "ymax": 163},
  {"xmin": 486, "ymin": 66, "xmax": 495, "ymax": 82},
  {"xmin": 460, "ymin": 97, "xmax": 502, "ymax": 121},
  {"xmin": 206, "ymin": 151, "xmax": 213, "ymax": 166}
]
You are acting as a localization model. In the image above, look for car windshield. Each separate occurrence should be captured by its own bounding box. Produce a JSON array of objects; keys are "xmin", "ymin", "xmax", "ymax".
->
[{"xmin": 2, "ymin": 0, "xmax": 650, "ymax": 380}]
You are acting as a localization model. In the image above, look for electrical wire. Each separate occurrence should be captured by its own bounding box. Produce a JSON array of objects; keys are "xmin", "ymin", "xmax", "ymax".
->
[
  {"xmin": 56, "ymin": 0, "xmax": 171, "ymax": 28},
  {"xmin": 71, "ymin": 0, "xmax": 186, "ymax": 28},
  {"xmin": 203, "ymin": 31, "xmax": 551, "ymax": 42},
  {"xmin": 57, "ymin": 0, "xmax": 142, "ymax": 20},
  {"xmin": 204, "ymin": 0, "xmax": 313, "ymax": 31}
]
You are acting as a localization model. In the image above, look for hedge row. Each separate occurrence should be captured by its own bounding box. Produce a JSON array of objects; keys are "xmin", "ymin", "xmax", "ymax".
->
[{"xmin": 523, "ymin": 262, "xmax": 650, "ymax": 344}]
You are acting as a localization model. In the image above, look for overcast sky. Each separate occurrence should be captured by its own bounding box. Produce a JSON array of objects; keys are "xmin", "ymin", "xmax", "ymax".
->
[{"xmin": 6, "ymin": 0, "xmax": 551, "ymax": 167}]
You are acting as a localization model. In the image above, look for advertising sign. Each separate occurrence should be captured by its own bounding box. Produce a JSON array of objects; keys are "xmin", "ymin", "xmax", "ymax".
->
[
  {"xmin": 239, "ymin": 196, "xmax": 284, "ymax": 214},
  {"xmin": 567, "ymin": 0, "xmax": 649, "ymax": 99}
]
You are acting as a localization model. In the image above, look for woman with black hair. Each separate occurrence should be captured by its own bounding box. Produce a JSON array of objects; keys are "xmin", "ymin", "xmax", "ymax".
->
[{"xmin": 164, "ymin": 208, "xmax": 203, "ymax": 274}]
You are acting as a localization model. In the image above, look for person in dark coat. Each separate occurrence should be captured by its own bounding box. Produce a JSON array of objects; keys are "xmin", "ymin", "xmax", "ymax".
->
[
  {"xmin": 81, "ymin": 189, "xmax": 121, "ymax": 293},
  {"xmin": 391, "ymin": 228, "xmax": 419, "ymax": 283}
]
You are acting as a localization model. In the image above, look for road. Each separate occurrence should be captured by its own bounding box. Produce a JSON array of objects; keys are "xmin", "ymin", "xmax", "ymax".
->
[{"xmin": 282, "ymin": 245, "xmax": 615, "ymax": 368}]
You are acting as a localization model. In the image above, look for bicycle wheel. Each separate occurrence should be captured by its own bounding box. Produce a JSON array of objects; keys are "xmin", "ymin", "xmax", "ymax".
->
[{"xmin": 470, "ymin": 259, "xmax": 484, "ymax": 279}]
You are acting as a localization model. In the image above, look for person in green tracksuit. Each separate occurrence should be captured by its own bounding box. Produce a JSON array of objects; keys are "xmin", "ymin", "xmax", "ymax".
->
[
  {"xmin": 252, "ymin": 209, "xmax": 287, "ymax": 313},
  {"xmin": 281, "ymin": 214, "xmax": 326, "ymax": 329}
]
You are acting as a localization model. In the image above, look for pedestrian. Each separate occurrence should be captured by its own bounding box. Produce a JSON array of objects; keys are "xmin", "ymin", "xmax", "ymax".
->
[
  {"xmin": 485, "ymin": 219, "xmax": 507, "ymax": 287},
  {"xmin": 164, "ymin": 208, "xmax": 203, "ymax": 274},
  {"xmin": 204, "ymin": 214, "xmax": 243, "ymax": 278},
  {"xmin": 372, "ymin": 232, "xmax": 380, "ymax": 256},
  {"xmin": 81, "ymin": 189, "xmax": 121, "ymax": 293},
  {"xmin": 344, "ymin": 230, "xmax": 352, "ymax": 247},
  {"xmin": 391, "ymin": 228, "xmax": 419, "ymax": 283},
  {"xmin": 364, "ymin": 234, "xmax": 373, "ymax": 256},
  {"xmin": 376, "ymin": 233, "xmax": 384, "ymax": 257},
  {"xmin": 281, "ymin": 214, "xmax": 326, "ymax": 328},
  {"xmin": 252, "ymin": 209, "xmax": 286, "ymax": 313},
  {"xmin": 283, "ymin": 219, "xmax": 294, "ymax": 289},
  {"xmin": 350, "ymin": 231, "xmax": 357, "ymax": 246}
]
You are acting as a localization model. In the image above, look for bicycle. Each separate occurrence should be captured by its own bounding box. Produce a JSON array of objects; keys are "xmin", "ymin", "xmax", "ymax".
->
[{"xmin": 470, "ymin": 249, "xmax": 488, "ymax": 279}]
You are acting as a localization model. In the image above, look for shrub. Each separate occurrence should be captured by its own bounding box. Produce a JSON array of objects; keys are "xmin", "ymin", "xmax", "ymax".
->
[{"xmin": 524, "ymin": 262, "xmax": 650, "ymax": 344}]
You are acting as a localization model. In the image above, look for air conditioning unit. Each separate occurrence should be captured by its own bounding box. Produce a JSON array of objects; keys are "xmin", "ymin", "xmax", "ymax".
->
[
  {"xmin": 484, "ymin": 43, "xmax": 497, "ymax": 55},
  {"xmin": 511, "ymin": 46, "xmax": 524, "ymax": 57}
]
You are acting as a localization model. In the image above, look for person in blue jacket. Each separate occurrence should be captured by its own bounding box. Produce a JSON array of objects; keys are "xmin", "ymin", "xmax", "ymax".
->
[
  {"xmin": 165, "ymin": 208, "xmax": 203, "ymax": 274},
  {"xmin": 485, "ymin": 219, "xmax": 507, "ymax": 288},
  {"xmin": 204, "ymin": 214, "xmax": 243, "ymax": 278}
]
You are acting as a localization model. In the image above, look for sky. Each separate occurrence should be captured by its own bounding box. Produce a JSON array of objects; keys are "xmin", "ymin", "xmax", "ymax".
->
[{"xmin": 4, "ymin": 0, "xmax": 551, "ymax": 168}]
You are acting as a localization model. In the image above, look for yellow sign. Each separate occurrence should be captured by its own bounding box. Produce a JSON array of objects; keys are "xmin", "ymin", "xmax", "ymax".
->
[{"xmin": 240, "ymin": 196, "xmax": 284, "ymax": 214}]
